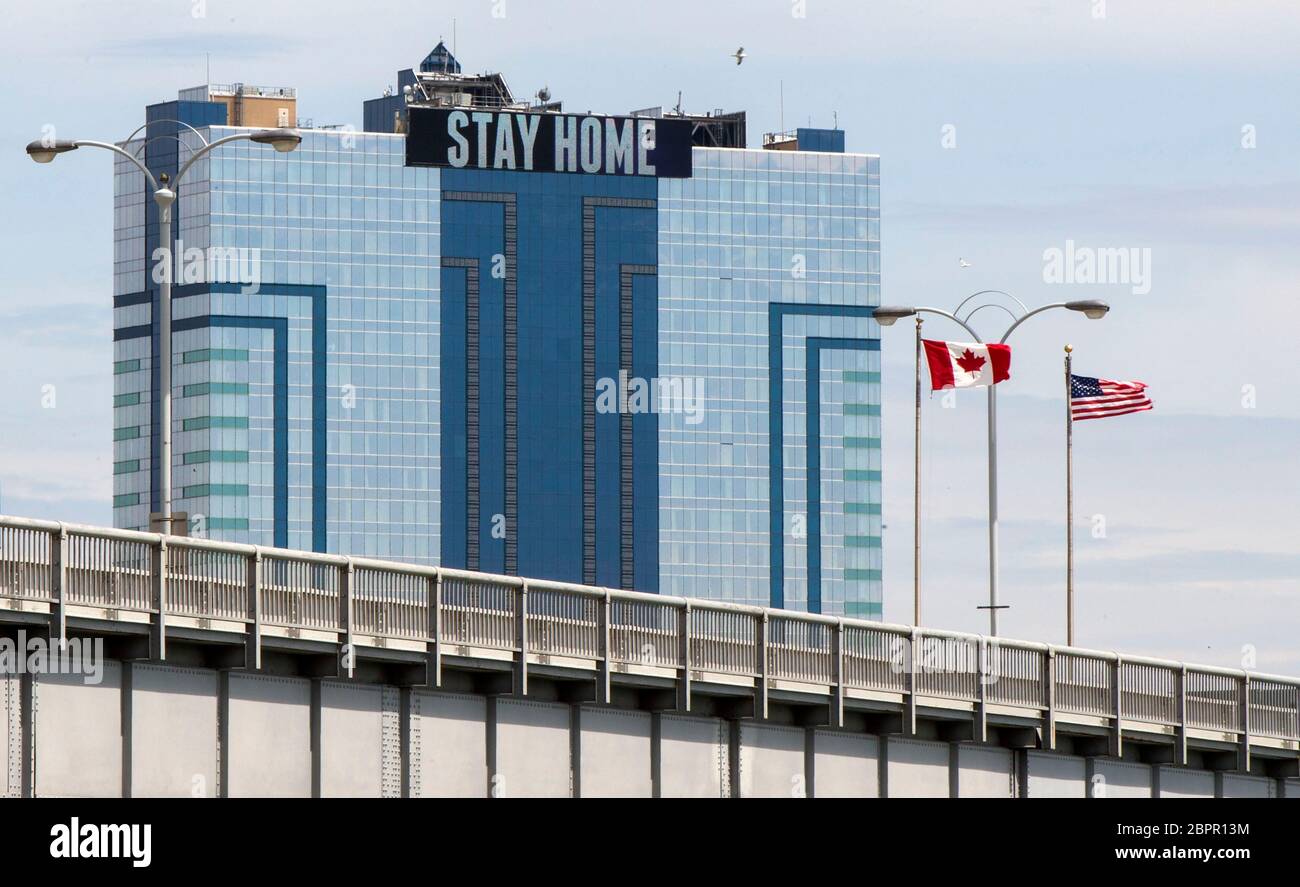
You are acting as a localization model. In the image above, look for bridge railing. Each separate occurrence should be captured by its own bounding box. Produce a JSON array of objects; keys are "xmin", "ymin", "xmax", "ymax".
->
[{"xmin": 0, "ymin": 515, "xmax": 1297, "ymax": 745}]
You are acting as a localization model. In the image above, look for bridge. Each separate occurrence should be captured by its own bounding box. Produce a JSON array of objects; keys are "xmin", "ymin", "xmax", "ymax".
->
[{"xmin": 0, "ymin": 514, "xmax": 1296, "ymax": 797}]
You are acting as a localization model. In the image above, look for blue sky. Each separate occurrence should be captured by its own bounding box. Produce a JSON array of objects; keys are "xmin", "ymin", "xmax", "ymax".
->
[{"xmin": 1, "ymin": 1, "xmax": 1298, "ymax": 671}]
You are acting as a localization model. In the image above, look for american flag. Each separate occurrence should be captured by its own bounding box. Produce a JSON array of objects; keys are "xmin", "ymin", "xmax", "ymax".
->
[{"xmin": 1070, "ymin": 374, "xmax": 1153, "ymax": 421}]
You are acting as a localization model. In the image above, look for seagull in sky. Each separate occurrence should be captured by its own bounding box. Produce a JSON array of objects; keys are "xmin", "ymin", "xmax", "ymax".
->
[
  {"xmin": 732, "ymin": 47, "xmax": 746, "ymax": 66},
  {"xmin": 959, "ymin": 257, "xmax": 972, "ymax": 268}
]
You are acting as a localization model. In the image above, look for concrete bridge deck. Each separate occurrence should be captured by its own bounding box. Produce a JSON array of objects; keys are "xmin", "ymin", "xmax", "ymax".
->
[{"xmin": 1, "ymin": 515, "xmax": 1297, "ymax": 797}]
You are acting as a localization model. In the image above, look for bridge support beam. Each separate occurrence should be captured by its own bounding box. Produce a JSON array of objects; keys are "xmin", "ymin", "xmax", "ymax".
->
[
  {"xmin": 1174, "ymin": 665, "xmax": 1188, "ymax": 766},
  {"xmin": 878, "ymin": 735, "xmax": 890, "ymax": 797},
  {"xmin": 650, "ymin": 712, "xmax": 662, "ymax": 798},
  {"xmin": 428, "ymin": 572, "xmax": 441, "ymax": 688},
  {"xmin": 597, "ymin": 592, "xmax": 611, "ymax": 705},
  {"xmin": 948, "ymin": 741, "xmax": 960, "ymax": 798},
  {"xmin": 1084, "ymin": 756, "xmax": 1101, "ymax": 798},
  {"xmin": 120, "ymin": 661, "xmax": 133, "ymax": 797},
  {"xmin": 1238, "ymin": 675, "xmax": 1251, "ymax": 773},
  {"xmin": 804, "ymin": 727, "xmax": 816, "ymax": 798},
  {"xmin": 49, "ymin": 525, "xmax": 67, "ymax": 653},
  {"xmin": 339, "ymin": 561, "xmax": 355, "ymax": 680},
  {"xmin": 513, "ymin": 583, "xmax": 528, "ymax": 696},
  {"xmin": 484, "ymin": 696, "xmax": 500, "ymax": 798},
  {"xmin": 399, "ymin": 686, "xmax": 413, "ymax": 798},
  {"xmin": 148, "ymin": 539, "xmax": 167, "ymax": 661},
  {"xmin": 217, "ymin": 671, "xmax": 229, "ymax": 798},
  {"xmin": 727, "ymin": 719, "xmax": 741, "ymax": 798},
  {"xmin": 973, "ymin": 639, "xmax": 988, "ymax": 744},
  {"xmin": 19, "ymin": 671, "xmax": 33, "ymax": 798},
  {"xmin": 676, "ymin": 603, "xmax": 691, "ymax": 713},
  {"xmin": 310, "ymin": 678, "xmax": 323, "ymax": 798},
  {"xmin": 1042, "ymin": 650, "xmax": 1056, "ymax": 751},
  {"xmin": 1109, "ymin": 656, "xmax": 1123, "ymax": 758},
  {"xmin": 902, "ymin": 631, "xmax": 918, "ymax": 737},
  {"xmin": 245, "ymin": 550, "xmax": 262, "ymax": 671},
  {"xmin": 755, "ymin": 613, "xmax": 768, "ymax": 721},
  {"xmin": 569, "ymin": 704, "xmax": 582, "ymax": 798},
  {"xmin": 829, "ymin": 621, "xmax": 844, "ymax": 729}
]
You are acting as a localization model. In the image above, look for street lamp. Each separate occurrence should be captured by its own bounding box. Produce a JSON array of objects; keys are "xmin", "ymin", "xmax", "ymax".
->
[
  {"xmin": 248, "ymin": 128, "xmax": 304, "ymax": 152},
  {"xmin": 875, "ymin": 292, "xmax": 1109, "ymax": 635},
  {"xmin": 26, "ymin": 125, "xmax": 301, "ymax": 535},
  {"xmin": 871, "ymin": 306, "xmax": 918, "ymax": 326},
  {"xmin": 24, "ymin": 140, "xmax": 78, "ymax": 163},
  {"xmin": 1067, "ymin": 299, "xmax": 1110, "ymax": 320}
]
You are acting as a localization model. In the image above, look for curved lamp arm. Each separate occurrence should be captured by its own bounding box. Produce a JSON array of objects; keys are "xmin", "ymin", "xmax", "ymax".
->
[
  {"xmin": 998, "ymin": 302, "xmax": 1069, "ymax": 344},
  {"xmin": 174, "ymin": 132, "xmax": 261, "ymax": 190},
  {"xmin": 953, "ymin": 289, "xmax": 1030, "ymax": 320},
  {"xmin": 964, "ymin": 302, "xmax": 1021, "ymax": 330},
  {"xmin": 67, "ymin": 140, "xmax": 161, "ymax": 193},
  {"xmin": 913, "ymin": 306, "xmax": 983, "ymax": 342},
  {"xmin": 122, "ymin": 118, "xmax": 213, "ymax": 161}
]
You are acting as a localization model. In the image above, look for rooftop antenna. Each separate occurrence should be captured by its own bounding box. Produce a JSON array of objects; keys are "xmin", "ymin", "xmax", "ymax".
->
[
  {"xmin": 453, "ymin": 18, "xmax": 457, "ymax": 64},
  {"xmin": 206, "ymin": 52, "xmax": 210, "ymax": 88},
  {"xmin": 779, "ymin": 80, "xmax": 784, "ymax": 132},
  {"xmin": 673, "ymin": 91, "xmax": 683, "ymax": 115},
  {"xmin": 834, "ymin": 110, "xmax": 838, "ymax": 130}
]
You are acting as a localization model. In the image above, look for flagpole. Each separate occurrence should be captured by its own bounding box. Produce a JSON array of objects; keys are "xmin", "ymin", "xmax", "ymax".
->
[
  {"xmin": 914, "ymin": 316, "xmax": 923, "ymax": 626},
  {"xmin": 1064, "ymin": 344, "xmax": 1075, "ymax": 646}
]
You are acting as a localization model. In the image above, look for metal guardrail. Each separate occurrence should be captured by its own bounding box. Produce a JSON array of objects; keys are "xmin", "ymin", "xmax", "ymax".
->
[
  {"xmin": 763, "ymin": 130, "xmax": 799, "ymax": 146},
  {"xmin": 208, "ymin": 83, "xmax": 296, "ymax": 99},
  {"xmin": 1, "ymin": 515, "xmax": 1298, "ymax": 748}
]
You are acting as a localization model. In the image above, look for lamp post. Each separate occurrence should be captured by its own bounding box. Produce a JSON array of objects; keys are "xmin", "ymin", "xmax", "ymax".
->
[
  {"xmin": 27, "ymin": 127, "xmax": 301, "ymax": 535},
  {"xmin": 874, "ymin": 295, "xmax": 1109, "ymax": 635}
]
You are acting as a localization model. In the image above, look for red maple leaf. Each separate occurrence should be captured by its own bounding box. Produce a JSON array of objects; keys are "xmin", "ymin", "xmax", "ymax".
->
[{"xmin": 955, "ymin": 349, "xmax": 986, "ymax": 374}]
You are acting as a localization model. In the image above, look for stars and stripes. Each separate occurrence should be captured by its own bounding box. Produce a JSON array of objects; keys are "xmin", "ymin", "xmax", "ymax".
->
[{"xmin": 1069, "ymin": 374, "xmax": 1152, "ymax": 421}]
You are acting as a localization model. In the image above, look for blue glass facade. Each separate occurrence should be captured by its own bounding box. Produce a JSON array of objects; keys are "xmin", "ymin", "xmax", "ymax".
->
[
  {"xmin": 437, "ymin": 171, "xmax": 659, "ymax": 590},
  {"xmin": 112, "ymin": 89, "xmax": 880, "ymax": 617},
  {"xmin": 657, "ymin": 149, "xmax": 881, "ymax": 616}
]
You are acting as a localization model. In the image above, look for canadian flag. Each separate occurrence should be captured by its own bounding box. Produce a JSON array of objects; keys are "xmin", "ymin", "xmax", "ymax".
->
[{"xmin": 923, "ymin": 340, "xmax": 1011, "ymax": 390}]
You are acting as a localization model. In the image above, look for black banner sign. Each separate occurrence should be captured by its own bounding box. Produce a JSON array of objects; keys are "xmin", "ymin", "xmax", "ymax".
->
[{"xmin": 406, "ymin": 107, "xmax": 693, "ymax": 177}]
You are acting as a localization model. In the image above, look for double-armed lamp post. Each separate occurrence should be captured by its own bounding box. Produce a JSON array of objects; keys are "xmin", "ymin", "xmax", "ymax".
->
[
  {"xmin": 873, "ymin": 294, "xmax": 1109, "ymax": 636},
  {"xmin": 27, "ymin": 126, "xmax": 301, "ymax": 534}
]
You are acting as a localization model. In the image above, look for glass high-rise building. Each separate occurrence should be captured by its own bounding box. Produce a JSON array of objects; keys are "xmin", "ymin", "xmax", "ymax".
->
[{"xmin": 111, "ymin": 46, "xmax": 882, "ymax": 617}]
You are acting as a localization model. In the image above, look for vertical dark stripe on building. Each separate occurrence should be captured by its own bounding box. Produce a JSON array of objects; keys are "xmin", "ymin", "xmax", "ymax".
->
[
  {"xmin": 128, "ymin": 283, "xmax": 326, "ymax": 549},
  {"xmin": 502, "ymin": 201, "xmax": 518, "ymax": 575},
  {"xmin": 619, "ymin": 264, "xmax": 656, "ymax": 591},
  {"xmin": 173, "ymin": 314, "xmax": 290, "ymax": 548},
  {"xmin": 582, "ymin": 203, "xmax": 598, "ymax": 584},
  {"xmin": 582, "ymin": 197, "xmax": 656, "ymax": 587},
  {"xmin": 804, "ymin": 337, "xmax": 877, "ymax": 614},
  {"xmin": 443, "ymin": 192, "xmax": 518, "ymax": 573},
  {"xmin": 442, "ymin": 257, "xmax": 480, "ymax": 571},
  {"xmin": 768, "ymin": 304, "xmax": 879, "ymax": 610},
  {"xmin": 806, "ymin": 343, "xmax": 821, "ymax": 613}
]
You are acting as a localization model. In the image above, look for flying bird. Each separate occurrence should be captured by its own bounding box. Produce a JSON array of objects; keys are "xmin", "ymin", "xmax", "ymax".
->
[
  {"xmin": 959, "ymin": 257, "xmax": 972, "ymax": 268},
  {"xmin": 732, "ymin": 47, "xmax": 746, "ymax": 66}
]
